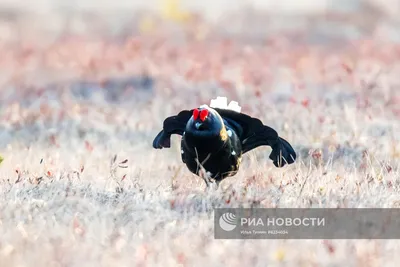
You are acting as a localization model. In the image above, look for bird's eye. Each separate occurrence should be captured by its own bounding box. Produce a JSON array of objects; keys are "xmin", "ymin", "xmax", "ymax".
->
[
  {"xmin": 200, "ymin": 109, "xmax": 209, "ymax": 121},
  {"xmin": 193, "ymin": 109, "xmax": 199, "ymax": 120}
]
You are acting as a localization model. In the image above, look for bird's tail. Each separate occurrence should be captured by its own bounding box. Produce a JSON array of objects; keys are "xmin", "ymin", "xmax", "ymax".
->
[{"xmin": 209, "ymin": 96, "xmax": 242, "ymax": 113}]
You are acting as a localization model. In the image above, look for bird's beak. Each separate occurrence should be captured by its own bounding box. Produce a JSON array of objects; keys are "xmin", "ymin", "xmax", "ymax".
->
[{"xmin": 195, "ymin": 122, "xmax": 203, "ymax": 130}]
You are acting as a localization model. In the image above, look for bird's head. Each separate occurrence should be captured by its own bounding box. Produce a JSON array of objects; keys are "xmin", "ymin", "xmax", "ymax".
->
[{"xmin": 185, "ymin": 106, "xmax": 228, "ymax": 141}]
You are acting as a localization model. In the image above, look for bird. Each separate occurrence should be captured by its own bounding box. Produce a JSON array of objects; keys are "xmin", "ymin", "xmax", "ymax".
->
[{"xmin": 152, "ymin": 97, "xmax": 296, "ymax": 187}]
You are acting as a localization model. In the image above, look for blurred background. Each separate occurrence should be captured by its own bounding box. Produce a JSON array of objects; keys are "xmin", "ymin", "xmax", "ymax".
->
[
  {"xmin": 0, "ymin": 0, "xmax": 399, "ymax": 169},
  {"xmin": 1, "ymin": 1, "xmax": 400, "ymax": 266},
  {"xmin": 0, "ymin": 0, "xmax": 399, "ymax": 90},
  {"xmin": 0, "ymin": 0, "xmax": 398, "ymax": 159},
  {"xmin": 0, "ymin": 0, "xmax": 399, "ymax": 154}
]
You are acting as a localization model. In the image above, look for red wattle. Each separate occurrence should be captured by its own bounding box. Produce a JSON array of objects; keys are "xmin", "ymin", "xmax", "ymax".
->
[
  {"xmin": 200, "ymin": 109, "xmax": 209, "ymax": 121},
  {"xmin": 193, "ymin": 109, "xmax": 199, "ymax": 120}
]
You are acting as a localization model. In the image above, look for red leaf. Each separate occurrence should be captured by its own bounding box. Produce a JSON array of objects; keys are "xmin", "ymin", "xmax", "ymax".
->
[
  {"xmin": 301, "ymin": 99, "xmax": 310, "ymax": 108},
  {"xmin": 85, "ymin": 141, "xmax": 93, "ymax": 152},
  {"xmin": 50, "ymin": 135, "xmax": 58, "ymax": 146},
  {"xmin": 386, "ymin": 165, "xmax": 392, "ymax": 173},
  {"xmin": 177, "ymin": 253, "xmax": 186, "ymax": 264},
  {"xmin": 341, "ymin": 62, "xmax": 353, "ymax": 74},
  {"xmin": 170, "ymin": 199, "xmax": 176, "ymax": 208},
  {"xmin": 323, "ymin": 240, "xmax": 335, "ymax": 254}
]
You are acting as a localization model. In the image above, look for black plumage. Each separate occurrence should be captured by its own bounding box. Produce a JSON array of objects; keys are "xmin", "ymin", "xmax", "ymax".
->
[{"xmin": 153, "ymin": 101, "xmax": 296, "ymax": 186}]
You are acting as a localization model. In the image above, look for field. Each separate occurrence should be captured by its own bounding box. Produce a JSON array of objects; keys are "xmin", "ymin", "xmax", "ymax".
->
[{"xmin": 0, "ymin": 1, "xmax": 400, "ymax": 266}]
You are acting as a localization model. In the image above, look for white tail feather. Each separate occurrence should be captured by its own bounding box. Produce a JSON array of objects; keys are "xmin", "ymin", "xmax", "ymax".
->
[{"xmin": 209, "ymin": 96, "xmax": 241, "ymax": 113}]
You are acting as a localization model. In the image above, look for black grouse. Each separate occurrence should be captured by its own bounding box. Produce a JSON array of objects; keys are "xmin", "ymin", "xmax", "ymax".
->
[{"xmin": 153, "ymin": 97, "xmax": 296, "ymax": 186}]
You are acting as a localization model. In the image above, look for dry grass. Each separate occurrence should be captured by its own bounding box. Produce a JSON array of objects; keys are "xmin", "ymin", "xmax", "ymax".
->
[{"xmin": 1, "ymin": 1, "xmax": 400, "ymax": 266}]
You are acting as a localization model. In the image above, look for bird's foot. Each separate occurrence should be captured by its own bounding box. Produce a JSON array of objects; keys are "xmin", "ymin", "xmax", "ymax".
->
[
  {"xmin": 200, "ymin": 172, "xmax": 220, "ymax": 191},
  {"xmin": 207, "ymin": 179, "xmax": 220, "ymax": 191},
  {"xmin": 202, "ymin": 175, "xmax": 211, "ymax": 187},
  {"xmin": 205, "ymin": 180, "xmax": 221, "ymax": 193}
]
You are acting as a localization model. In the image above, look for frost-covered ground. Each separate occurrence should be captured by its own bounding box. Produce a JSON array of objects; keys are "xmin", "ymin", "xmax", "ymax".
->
[{"xmin": 0, "ymin": 1, "xmax": 400, "ymax": 266}]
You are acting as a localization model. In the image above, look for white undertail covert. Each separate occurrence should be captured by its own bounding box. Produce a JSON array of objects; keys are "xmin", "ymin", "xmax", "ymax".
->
[{"xmin": 209, "ymin": 97, "xmax": 242, "ymax": 113}]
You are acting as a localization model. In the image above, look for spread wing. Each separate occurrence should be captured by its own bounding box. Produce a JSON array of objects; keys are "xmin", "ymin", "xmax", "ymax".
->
[
  {"xmin": 215, "ymin": 108, "xmax": 296, "ymax": 167},
  {"xmin": 152, "ymin": 110, "xmax": 193, "ymax": 149}
]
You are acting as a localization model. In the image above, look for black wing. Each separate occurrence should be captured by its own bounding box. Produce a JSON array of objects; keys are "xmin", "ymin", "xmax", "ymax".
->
[
  {"xmin": 215, "ymin": 108, "xmax": 296, "ymax": 167},
  {"xmin": 152, "ymin": 110, "xmax": 192, "ymax": 149}
]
